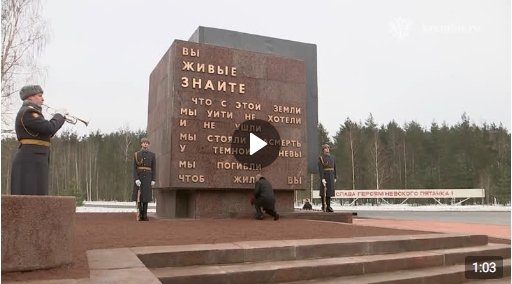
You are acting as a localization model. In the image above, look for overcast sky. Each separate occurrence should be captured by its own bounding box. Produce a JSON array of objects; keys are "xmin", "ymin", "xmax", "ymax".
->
[{"xmin": 8, "ymin": 0, "xmax": 511, "ymax": 138}]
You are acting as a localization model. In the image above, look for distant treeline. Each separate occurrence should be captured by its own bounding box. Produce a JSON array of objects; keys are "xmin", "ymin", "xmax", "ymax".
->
[
  {"xmin": 1, "ymin": 113, "xmax": 510, "ymax": 205},
  {"xmin": 316, "ymin": 113, "xmax": 510, "ymax": 205}
]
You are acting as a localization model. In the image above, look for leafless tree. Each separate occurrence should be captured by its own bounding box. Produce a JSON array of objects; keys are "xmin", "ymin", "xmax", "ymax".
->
[
  {"xmin": 346, "ymin": 121, "xmax": 360, "ymax": 190},
  {"xmin": 365, "ymin": 114, "xmax": 388, "ymax": 191},
  {"xmin": 1, "ymin": 0, "xmax": 50, "ymax": 129},
  {"xmin": 118, "ymin": 124, "xmax": 135, "ymax": 200},
  {"xmin": 368, "ymin": 129, "xmax": 388, "ymax": 190}
]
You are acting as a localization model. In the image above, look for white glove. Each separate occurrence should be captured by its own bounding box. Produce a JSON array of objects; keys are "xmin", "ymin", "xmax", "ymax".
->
[
  {"xmin": 335, "ymin": 179, "xmax": 337, "ymax": 183},
  {"xmin": 322, "ymin": 179, "xmax": 326, "ymax": 185},
  {"xmin": 55, "ymin": 108, "xmax": 69, "ymax": 116},
  {"xmin": 151, "ymin": 181, "xmax": 155, "ymax": 186},
  {"xmin": 135, "ymin": 180, "xmax": 141, "ymax": 186}
]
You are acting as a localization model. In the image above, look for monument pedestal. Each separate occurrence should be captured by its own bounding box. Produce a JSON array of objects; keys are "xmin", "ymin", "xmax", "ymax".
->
[
  {"xmin": 1, "ymin": 195, "xmax": 75, "ymax": 272},
  {"xmin": 147, "ymin": 39, "xmax": 311, "ymax": 208},
  {"xmin": 154, "ymin": 189, "xmax": 294, "ymax": 219}
]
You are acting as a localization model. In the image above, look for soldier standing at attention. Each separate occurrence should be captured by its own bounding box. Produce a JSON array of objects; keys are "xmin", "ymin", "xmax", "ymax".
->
[
  {"xmin": 133, "ymin": 137, "xmax": 156, "ymax": 221},
  {"xmin": 318, "ymin": 144, "xmax": 337, "ymax": 212},
  {"xmin": 10, "ymin": 85, "xmax": 68, "ymax": 195}
]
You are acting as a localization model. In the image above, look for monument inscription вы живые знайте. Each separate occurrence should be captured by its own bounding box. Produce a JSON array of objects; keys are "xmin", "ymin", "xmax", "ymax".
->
[
  {"xmin": 188, "ymin": 26, "xmax": 319, "ymax": 174},
  {"xmin": 147, "ymin": 40, "xmax": 307, "ymax": 193}
]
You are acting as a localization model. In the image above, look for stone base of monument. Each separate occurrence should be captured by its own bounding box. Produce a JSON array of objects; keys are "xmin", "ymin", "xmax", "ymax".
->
[
  {"xmin": 153, "ymin": 188, "xmax": 354, "ymax": 223},
  {"xmin": 153, "ymin": 189, "xmax": 294, "ymax": 219},
  {"xmin": 1, "ymin": 195, "xmax": 75, "ymax": 272},
  {"xmin": 225, "ymin": 210, "xmax": 354, "ymax": 223}
]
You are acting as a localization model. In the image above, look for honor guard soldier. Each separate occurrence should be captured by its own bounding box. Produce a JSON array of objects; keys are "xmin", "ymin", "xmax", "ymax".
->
[
  {"xmin": 133, "ymin": 137, "xmax": 156, "ymax": 221},
  {"xmin": 10, "ymin": 85, "xmax": 68, "ymax": 195},
  {"xmin": 318, "ymin": 144, "xmax": 337, "ymax": 212}
]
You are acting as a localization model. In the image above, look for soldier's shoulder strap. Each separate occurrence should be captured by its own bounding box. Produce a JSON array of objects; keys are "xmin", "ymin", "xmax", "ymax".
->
[
  {"xmin": 318, "ymin": 155, "xmax": 328, "ymax": 166},
  {"xmin": 23, "ymin": 105, "xmax": 43, "ymax": 115},
  {"xmin": 20, "ymin": 105, "xmax": 42, "ymax": 137},
  {"xmin": 134, "ymin": 151, "xmax": 143, "ymax": 165}
]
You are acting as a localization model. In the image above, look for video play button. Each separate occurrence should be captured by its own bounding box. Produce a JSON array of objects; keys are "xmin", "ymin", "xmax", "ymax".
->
[
  {"xmin": 250, "ymin": 133, "xmax": 267, "ymax": 155},
  {"xmin": 231, "ymin": 119, "xmax": 281, "ymax": 169}
]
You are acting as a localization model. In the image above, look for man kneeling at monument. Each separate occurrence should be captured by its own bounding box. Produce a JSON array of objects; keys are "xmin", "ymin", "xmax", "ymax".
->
[{"xmin": 253, "ymin": 174, "xmax": 279, "ymax": 221}]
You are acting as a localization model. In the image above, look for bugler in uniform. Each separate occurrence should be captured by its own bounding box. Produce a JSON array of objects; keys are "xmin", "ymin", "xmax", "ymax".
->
[
  {"xmin": 10, "ymin": 85, "xmax": 68, "ymax": 195},
  {"xmin": 132, "ymin": 137, "xmax": 156, "ymax": 221},
  {"xmin": 318, "ymin": 144, "xmax": 337, "ymax": 212}
]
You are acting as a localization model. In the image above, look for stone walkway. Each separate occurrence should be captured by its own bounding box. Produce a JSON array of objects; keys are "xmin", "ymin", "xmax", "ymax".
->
[
  {"xmin": 353, "ymin": 218, "xmax": 511, "ymax": 242},
  {"xmin": 3, "ymin": 280, "xmax": 91, "ymax": 284},
  {"xmin": 5, "ymin": 217, "xmax": 510, "ymax": 284}
]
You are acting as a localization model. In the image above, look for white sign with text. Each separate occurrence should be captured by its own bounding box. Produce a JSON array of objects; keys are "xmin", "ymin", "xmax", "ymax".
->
[{"xmin": 312, "ymin": 189, "xmax": 485, "ymax": 199}]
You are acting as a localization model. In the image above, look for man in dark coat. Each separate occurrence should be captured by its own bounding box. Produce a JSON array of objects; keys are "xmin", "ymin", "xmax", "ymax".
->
[
  {"xmin": 318, "ymin": 144, "xmax": 337, "ymax": 212},
  {"xmin": 253, "ymin": 174, "xmax": 279, "ymax": 221},
  {"xmin": 302, "ymin": 199, "xmax": 313, "ymax": 210},
  {"xmin": 10, "ymin": 85, "xmax": 68, "ymax": 195},
  {"xmin": 132, "ymin": 137, "xmax": 156, "ymax": 221}
]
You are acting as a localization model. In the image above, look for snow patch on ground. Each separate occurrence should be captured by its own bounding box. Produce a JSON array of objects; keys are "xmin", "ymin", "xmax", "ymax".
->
[
  {"xmin": 82, "ymin": 201, "xmax": 156, "ymax": 206},
  {"xmin": 296, "ymin": 204, "xmax": 511, "ymax": 212},
  {"xmin": 76, "ymin": 201, "xmax": 511, "ymax": 213}
]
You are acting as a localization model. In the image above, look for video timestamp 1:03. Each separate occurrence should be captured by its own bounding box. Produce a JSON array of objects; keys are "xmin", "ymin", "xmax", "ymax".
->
[{"xmin": 465, "ymin": 256, "xmax": 504, "ymax": 279}]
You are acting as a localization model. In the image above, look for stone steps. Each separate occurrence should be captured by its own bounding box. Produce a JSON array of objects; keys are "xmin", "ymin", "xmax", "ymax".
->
[
  {"xmin": 140, "ymin": 234, "xmax": 510, "ymax": 284},
  {"xmin": 280, "ymin": 259, "xmax": 511, "ymax": 284},
  {"xmin": 470, "ymin": 278, "xmax": 512, "ymax": 284},
  {"xmin": 135, "ymin": 233, "xmax": 490, "ymax": 269}
]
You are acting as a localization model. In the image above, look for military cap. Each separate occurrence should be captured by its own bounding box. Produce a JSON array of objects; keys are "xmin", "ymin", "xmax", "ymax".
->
[
  {"xmin": 141, "ymin": 137, "xmax": 150, "ymax": 144},
  {"xmin": 19, "ymin": 85, "xmax": 44, "ymax": 100},
  {"xmin": 322, "ymin": 144, "xmax": 330, "ymax": 149}
]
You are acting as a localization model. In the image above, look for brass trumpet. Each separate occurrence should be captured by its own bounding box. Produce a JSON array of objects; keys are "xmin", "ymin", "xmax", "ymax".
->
[{"xmin": 43, "ymin": 104, "xmax": 90, "ymax": 126}]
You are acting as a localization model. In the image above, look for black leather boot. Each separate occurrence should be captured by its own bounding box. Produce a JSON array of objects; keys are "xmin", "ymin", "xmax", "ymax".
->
[
  {"xmin": 137, "ymin": 202, "xmax": 143, "ymax": 221},
  {"xmin": 142, "ymin": 202, "xmax": 149, "ymax": 221},
  {"xmin": 326, "ymin": 197, "xmax": 334, "ymax": 212}
]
